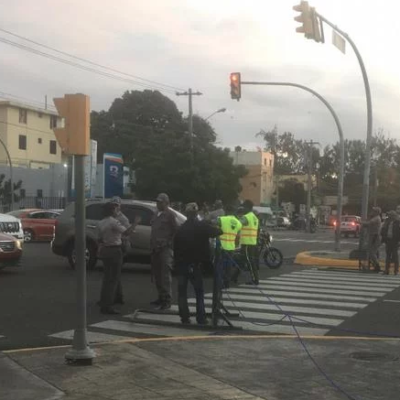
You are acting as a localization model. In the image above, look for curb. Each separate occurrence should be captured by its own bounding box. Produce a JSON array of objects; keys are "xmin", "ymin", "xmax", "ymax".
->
[{"xmin": 294, "ymin": 251, "xmax": 360, "ymax": 268}]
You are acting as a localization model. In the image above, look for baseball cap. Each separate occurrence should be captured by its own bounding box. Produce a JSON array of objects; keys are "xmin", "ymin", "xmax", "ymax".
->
[
  {"xmin": 110, "ymin": 196, "xmax": 122, "ymax": 205},
  {"xmin": 185, "ymin": 202, "xmax": 199, "ymax": 213},
  {"xmin": 156, "ymin": 193, "xmax": 170, "ymax": 203}
]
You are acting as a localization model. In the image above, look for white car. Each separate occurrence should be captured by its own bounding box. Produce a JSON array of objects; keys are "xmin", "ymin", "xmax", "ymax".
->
[{"xmin": 0, "ymin": 213, "xmax": 24, "ymax": 242}]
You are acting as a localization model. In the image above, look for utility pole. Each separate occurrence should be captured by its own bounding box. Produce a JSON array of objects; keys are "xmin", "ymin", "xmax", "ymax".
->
[
  {"xmin": 176, "ymin": 89, "xmax": 202, "ymax": 152},
  {"xmin": 305, "ymin": 140, "xmax": 319, "ymax": 232}
]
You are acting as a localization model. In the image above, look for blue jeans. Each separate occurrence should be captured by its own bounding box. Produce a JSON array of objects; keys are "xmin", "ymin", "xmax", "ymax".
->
[{"xmin": 176, "ymin": 262, "xmax": 206, "ymax": 323}]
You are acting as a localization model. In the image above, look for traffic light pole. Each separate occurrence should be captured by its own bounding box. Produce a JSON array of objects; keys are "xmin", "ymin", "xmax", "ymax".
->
[
  {"xmin": 241, "ymin": 80, "xmax": 345, "ymax": 251},
  {"xmin": 315, "ymin": 13, "xmax": 372, "ymax": 224},
  {"xmin": 65, "ymin": 155, "xmax": 95, "ymax": 364}
]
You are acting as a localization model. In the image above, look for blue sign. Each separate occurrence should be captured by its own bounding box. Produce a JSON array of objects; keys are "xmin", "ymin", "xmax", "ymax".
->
[{"xmin": 103, "ymin": 153, "xmax": 123, "ymax": 198}]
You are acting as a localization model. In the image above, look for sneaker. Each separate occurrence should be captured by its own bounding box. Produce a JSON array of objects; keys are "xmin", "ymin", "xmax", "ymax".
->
[
  {"xmin": 150, "ymin": 298, "xmax": 162, "ymax": 306},
  {"xmin": 197, "ymin": 318, "xmax": 209, "ymax": 325},
  {"xmin": 181, "ymin": 318, "xmax": 192, "ymax": 325},
  {"xmin": 158, "ymin": 302, "xmax": 171, "ymax": 311}
]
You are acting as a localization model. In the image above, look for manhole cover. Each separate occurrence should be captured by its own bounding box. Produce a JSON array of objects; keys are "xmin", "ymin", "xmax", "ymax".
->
[{"xmin": 350, "ymin": 352, "xmax": 398, "ymax": 362}]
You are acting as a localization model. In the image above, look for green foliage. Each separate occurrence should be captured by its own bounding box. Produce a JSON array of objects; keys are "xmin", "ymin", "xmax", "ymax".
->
[
  {"xmin": 0, "ymin": 174, "xmax": 23, "ymax": 207},
  {"xmin": 91, "ymin": 90, "xmax": 244, "ymax": 204}
]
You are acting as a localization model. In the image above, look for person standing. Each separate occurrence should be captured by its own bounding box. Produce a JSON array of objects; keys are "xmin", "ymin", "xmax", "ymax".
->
[
  {"xmin": 208, "ymin": 200, "xmax": 225, "ymax": 224},
  {"xmin": 237, "ymin": 200, "xmax": 260, "ymax": 284},
  {"xmin": 174, "ymin": 202, "xmax": 222, "ymax": 324},
  {"xmin": 150, "ymin": 193, "xmax": 178, "ymax": 310},
  {"xmin": 97, "ymin": 202, "xmax": 138, "ymax": 314},
  {"xmin": 217, "ymin": 206, "xmax": 242, "ymax": 288},
  {"xmin": 381, "ymin": 210, "xmax": 400, "ymax": 275},
  {"xmin": 362, "ymin": 207, "xmax": 382, "ymax": 272}
]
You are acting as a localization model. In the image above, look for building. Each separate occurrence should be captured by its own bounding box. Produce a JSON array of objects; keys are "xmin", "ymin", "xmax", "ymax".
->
[
  {"xmin": 0, "ymin": 100, "xmax": 64, "ymax": 169},
  {"xmin": 230, "ymin": 150, "xmax": 274, "ymax": 206}
]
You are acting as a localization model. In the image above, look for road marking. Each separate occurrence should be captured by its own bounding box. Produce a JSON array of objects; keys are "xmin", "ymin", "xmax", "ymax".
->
[
  {"xmin": 253, "ymin": 284, "xmax": 386, "ymax": 297},
  {"xmin": 300, "ymin": 270, "xmax": 400, "ymax": 280},
  {"xmin": 91, "ymin": 320, "xmax": 208, "ymax": 337},
  {"xmin": 49, "ymin": 330, "xmax": 127, "ymax": 343},
  {"xmin": 289, "ymin": 272, "xmax": 400, "ymax": 286},
  {"xmin": 275, "ymin": 238, "xmax": 356, "ymax": 244},
  {"xmin": 265, "ymin": 276, "xmax": 399, "ymax": 289},
  {"xmin": 134, "ymin": 307, "xmax": 333, "ymax": 333},
  {"xmin": 189, "ymin": 298, "xmax": 356, "ymax": 318},
  {"xmin": 226, "ymin": 287, "xmax": 377, "ymax": 302},
  {"xmin": 383, "ymin": 300, "xmax": 400, "ymax": 303},
  {"xmin": 204, "ymin": 292, "xmax": 368, "ymax": 309},
  {"xmin": 260, "ymin": 279, "xmax": 393, "ymax": 293}
]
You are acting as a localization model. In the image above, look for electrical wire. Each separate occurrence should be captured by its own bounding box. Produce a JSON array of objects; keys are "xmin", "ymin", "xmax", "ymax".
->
[
  {"xmin": 0, "ymin": 27, "xmax": 185, "ymax": 92},
  {"xmin": 0, "ymin": 91, "xmax": 56, "ymax": 110},
  {"xmin": 0, "ymin": 36, "xmax": 178, "ymax": 94},
  {"xmin": 0, "ymin": 120, "xmax": 58, "ymax": 135}
]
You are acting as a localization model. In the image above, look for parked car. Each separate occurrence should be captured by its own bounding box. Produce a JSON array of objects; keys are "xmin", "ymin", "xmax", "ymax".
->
[
  {"xmin": 0, "ymin": 213, "xmax": 24, "ymax": 242},
  {"xmin": 334, "ymin": 215, "xmax": 361, "ymax": 238},
  {"xmin": 8, "ymin": 209, "xmax": 60, "ymax": 242},
  {"xmin": 52, "ymin": 199, "xmax": 186, "ymax": 269},
  {"xmin": 0, "ymin": 232, "xmax": 23, "ymax": 270}
]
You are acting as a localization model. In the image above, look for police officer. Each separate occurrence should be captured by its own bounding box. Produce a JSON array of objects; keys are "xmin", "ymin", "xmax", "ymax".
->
[
  {"xmin": 150, "ymin": 193, "xmax": 178, "ymax": 310},
  {"xmin": 217, "ymin": 206, "xmax": 242, "ymax": 288},
  {"xmin": 233, "ymin": 200, "xmax": 260, "ymax": 285},
  {"xmin": 97, "ymin": 202, "xmax": 138, "ymax": 314}
]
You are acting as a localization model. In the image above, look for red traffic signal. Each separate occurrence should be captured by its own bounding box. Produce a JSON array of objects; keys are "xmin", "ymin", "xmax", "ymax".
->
[{"xmin": 230, "ymin": 72, "xmax": 241, "ymax": 101}]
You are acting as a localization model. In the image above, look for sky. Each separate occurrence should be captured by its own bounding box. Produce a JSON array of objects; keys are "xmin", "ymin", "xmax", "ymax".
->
[{"xmin": 0, "ymin": 0, "xmax": 399, "ymax": 151}]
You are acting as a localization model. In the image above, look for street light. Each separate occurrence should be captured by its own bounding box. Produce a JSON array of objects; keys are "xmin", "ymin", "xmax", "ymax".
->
[{"xmin": 205, "ymin": 108, "xmax": 227, "ymax": 121}]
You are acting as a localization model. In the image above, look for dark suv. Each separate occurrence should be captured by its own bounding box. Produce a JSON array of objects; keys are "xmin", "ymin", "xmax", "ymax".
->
[{"xmin": 51, "ymin": 199, "xmax": 186, "ymax": 269}]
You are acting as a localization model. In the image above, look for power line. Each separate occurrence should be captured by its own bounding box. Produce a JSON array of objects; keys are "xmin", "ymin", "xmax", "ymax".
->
[
  {"xmin": 0, "ymin": 27, "xmax": 185, "ymax": 92},
  {"xmin": 0, "ymin": 120, "xmax": 58, "ymax": 135},
  {"xmin": 0, "ymin": 91, "xmax": 56, "ymax": 110},
  {"xmin": 0, "ymin": 36, "xmax": 179, "ymax": 94}
]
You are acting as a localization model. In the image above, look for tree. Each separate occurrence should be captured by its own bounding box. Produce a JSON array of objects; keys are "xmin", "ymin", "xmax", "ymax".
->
[
  {"xmin": 91, "ymin": 90, "xmax": 245, "ymax": 204},
  {"xmin": 0, "ymin": 175, "xmax": 23, "ymax": 210}
]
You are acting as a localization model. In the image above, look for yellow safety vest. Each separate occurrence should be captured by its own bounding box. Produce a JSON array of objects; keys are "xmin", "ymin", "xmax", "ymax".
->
[
  {"xmin": 240, "ymin": 211, "xmax": 259, "ymax": 246},
  {"xmin": 219, "ymin": 216, "xmax": 242, "ymax": 251}
]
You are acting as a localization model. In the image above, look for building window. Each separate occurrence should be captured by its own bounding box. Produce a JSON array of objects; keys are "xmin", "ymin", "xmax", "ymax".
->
[
  {"xmin": 38, "ymin": 138, "xmax": 42, "ymax": 144},
  {"xmin": 264, "ymin": 158, "xmax": 267, "ymax": 166},
  {"xmin": 19, "ymin": 135, "xmax": 27, "ymax": 150},
  {"xmin": 37, "ymin": 189, "xmax": 43, "ymax": 198},
  {"xmin": 269, "ymin": 159, "xmax": 272, "ymax": 167},
  {"xmin": 19, "ymin": 108, "xmax": 27, "ymax": 124},
  {"xmin": 50, "ymin": 140, "xmax": 57, "ymax": 155},
  {"xmin": 50, "ymin": 115, "xmax": 57, "ymax": 129},
  {"xmin": 20, "ymin": 189, "xmax": 26, "ymax": 198}
]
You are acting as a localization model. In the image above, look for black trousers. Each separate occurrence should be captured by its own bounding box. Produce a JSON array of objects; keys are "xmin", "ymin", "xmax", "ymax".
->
[
  {"xmin": 177, "ymin": 263, "xmax": 206, "ymax": 323},
  {"xmin": 232, "ymin": 245, "xmax": 259, "ymax": 284},
  {"xmin": 99, "ymin": 247, "xmax": 123, "ymax": 308},
  {"xmin": 385, "ymin": 242, "xmax": 399, "ymax": 273}
]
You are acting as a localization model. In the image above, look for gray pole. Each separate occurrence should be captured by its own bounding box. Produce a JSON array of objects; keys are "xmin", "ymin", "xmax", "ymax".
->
[
  {"xmin": 188, "ymin": 88, "xmax": 193, "ymax": 151},
  {"xmin": 306, "ymin": 143, "xmax": 312, "ymax": 232},
  {"xmin": 0, "ymin": 138, "xmax": 14, "ymax": 211},
  {"xmin": 241, "ymin": 81, "xmax": 345, "ymax": 250},
  {"xmin": 65, "ymin": 155, "xmax": 95, "ymax": 364},
  {"xmin": 317, "ymin": 14, "xmax": 372, "ymax": 222}
]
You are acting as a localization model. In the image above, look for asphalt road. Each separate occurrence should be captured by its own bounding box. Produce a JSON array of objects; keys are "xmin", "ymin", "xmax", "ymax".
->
[{"xmin": 1, "ymin": 229, "xmax": 400, "ymax": 351}]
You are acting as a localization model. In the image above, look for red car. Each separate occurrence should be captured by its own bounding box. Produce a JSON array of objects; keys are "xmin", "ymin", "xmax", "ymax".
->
[
  {"xmin": 8, "ymin": 209, "xmax": 60, "ymax": 242},
  {"xmin": 0, "ymin": 232, "xmax": 23, "ymax": 270}
]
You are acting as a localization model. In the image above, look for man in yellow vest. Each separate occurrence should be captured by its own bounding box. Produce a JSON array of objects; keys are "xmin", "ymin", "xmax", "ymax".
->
[
  {"xmin": 217, "ymin": 206, "xmax": 242, "ymax": 288},
  {"xmin": 236, "ymin": 200, "xmax": 260, "ymax": 285}
]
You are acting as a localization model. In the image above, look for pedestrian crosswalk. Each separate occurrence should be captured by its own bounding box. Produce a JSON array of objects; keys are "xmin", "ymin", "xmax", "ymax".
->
[{"xmin": 49, "ymin": 269, "xmax": 400, "ymax": 343}]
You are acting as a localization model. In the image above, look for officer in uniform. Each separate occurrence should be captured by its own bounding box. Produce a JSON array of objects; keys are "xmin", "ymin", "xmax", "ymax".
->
[
  {"xmin": 217, "ymin": 206, "xmax": 242, "ymax": 288},
  {"xmin": 97, "ymin": 201, "xmax": 138, "ymax": 314},
  {"xmin": 233, "ymin": 200, "xmax": 260, "ymax": 285}
]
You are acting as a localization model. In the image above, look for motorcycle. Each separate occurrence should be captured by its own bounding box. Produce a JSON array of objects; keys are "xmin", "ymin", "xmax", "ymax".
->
[{"xmin": 258, "ymin": 230, "xmax": 283, "ymax": 269}]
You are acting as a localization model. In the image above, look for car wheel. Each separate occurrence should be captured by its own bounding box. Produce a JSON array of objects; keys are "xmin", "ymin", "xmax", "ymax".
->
[
  {"xmin": 24, "ymin": 229, "xmax": 34, "ymax": 243},
  {"xmin": 67, "ymin": 240, "xmax": 97, "ymax": 270}
]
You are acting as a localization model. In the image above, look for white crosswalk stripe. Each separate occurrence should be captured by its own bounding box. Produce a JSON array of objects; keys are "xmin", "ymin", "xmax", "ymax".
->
[{"xmin": 48, "ymin": 269, "xmax": 400, "ymax": 342}]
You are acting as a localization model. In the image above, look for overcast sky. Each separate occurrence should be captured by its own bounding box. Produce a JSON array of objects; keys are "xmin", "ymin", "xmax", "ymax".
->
[{"xmin": 0, "ymin": 0, "xmax": 399, "ymax": 151}]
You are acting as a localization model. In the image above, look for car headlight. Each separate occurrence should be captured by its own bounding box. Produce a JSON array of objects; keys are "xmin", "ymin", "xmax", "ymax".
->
[{"xmin": 16, "ymin": 240, "xmax": 22, "ymax": 249}]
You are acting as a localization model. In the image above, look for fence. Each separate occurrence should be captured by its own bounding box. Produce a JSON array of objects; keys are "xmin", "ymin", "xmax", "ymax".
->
[{"xmin": 0, "ymin": 196, "xmax": 67, "ymax": 214}]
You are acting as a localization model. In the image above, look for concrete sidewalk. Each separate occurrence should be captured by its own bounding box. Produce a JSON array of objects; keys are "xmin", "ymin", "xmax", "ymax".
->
[{"xmin": 2, "ymin": 335, "xmax": 399, "ymax": 400}]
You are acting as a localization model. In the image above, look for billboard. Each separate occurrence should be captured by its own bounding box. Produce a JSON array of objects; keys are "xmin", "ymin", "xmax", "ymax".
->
[{"xmin": 103, "ymin": 153, "xmax": 123, "ymax": 198}]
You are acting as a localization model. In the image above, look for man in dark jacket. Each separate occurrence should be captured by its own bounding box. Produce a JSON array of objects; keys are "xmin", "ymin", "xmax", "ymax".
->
[
  {"xmin": 381, "ymin": 210, "xmax": 400, "ymax": 275},
  {"xmin": 173, "ymin": 202, "xmax": 222, "ymax": 325}
]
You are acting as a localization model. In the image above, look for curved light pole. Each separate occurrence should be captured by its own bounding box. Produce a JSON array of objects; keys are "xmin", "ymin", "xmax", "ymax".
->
[
  {"xmin": 0, "ymin": 138, "xmax": 14, "ymax": 211},
  {"xmin": 241, "ymin": 80, "xmax": 345, "ymax": 251},
  {"xmin": 205, "ymin": 108, "xmax": 227, "ymax": 121}
]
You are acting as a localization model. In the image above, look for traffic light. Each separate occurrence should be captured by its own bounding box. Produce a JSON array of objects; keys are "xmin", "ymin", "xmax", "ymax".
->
[
  {"xmin": 230, "ymin": 72, "xmax": 241, "ymax": 101},
  {"xmin": 53, "ymin": 94, "xmax": 90, "ymax": 155},
  {"xmin": 293, "ymin": 1, "xmax": 322, "ymax": 42}
]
